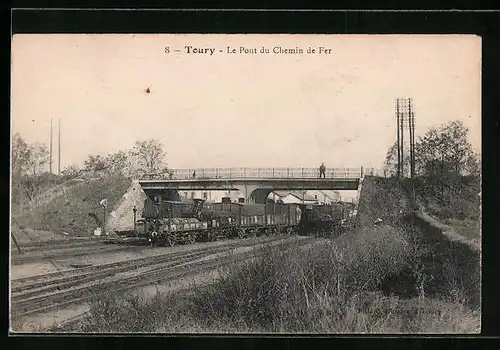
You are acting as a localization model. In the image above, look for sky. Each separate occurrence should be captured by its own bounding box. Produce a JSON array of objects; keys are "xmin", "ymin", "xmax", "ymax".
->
[{"xmin": 11, "ymin": 34, "xmax": 481, "ymax": 172}]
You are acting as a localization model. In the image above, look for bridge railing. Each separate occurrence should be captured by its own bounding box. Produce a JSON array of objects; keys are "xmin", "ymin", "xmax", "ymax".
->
[{"xmin": 140, "ymin": 167, "xmax": 366, "ymax": 180}]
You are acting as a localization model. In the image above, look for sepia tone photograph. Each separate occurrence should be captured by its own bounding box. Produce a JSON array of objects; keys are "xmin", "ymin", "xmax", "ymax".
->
[{"xmin": 10, "ymin": 34, "xmax": 481, "ymax": 334}]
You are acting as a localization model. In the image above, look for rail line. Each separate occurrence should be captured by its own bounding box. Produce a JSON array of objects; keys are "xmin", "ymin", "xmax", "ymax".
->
[
  {"xmin": 12, "ymin": 249, "xmax": 215, "ymax": 300},
  {"xmin": 11, "ymin": 242, "xmax": 143, "ymax": 265},
  {"xmin": 12, "ymin": 240, "xmax": 109, "ymax": 255},
  {"xmin": 11, "ymin": 235, "xmax": 300, "ymax": 318},
  {"xmin": 11, "ymin": 240, "xmax": 258, "ymax": 297},
  {"xmin": 11, "ymin": 235, "xmax": 280, "ymax": 290},
  {"xmin": 13, "ymin": 237, "xmax": 100, "ymax": 248},
  {"xmin": 45, "ymin": 236, "xmax": 320, "ymax": 332}
]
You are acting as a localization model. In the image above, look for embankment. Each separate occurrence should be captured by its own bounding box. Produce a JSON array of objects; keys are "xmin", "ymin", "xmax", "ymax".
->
[
  {"xmin": 14, "ymin": 175, "xmax": 131, "ymax": 236},
  {"xmin": 410, "ymin": 211, "xmax": 480, "ymax": 308},
  {"xmin": 105, "ymin": 180, "xmax": 148, "ymax": 235},
  {"xmin": 357, "ymin": 176, "xmax": 411, "ymax": 227},
  {"xmin": 357, "ymin": 176, "xmax": 480, "ymax": 309}
]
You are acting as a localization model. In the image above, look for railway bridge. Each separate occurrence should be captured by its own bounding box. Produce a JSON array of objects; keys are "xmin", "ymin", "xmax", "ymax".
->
[{"xmin": 138, "ymin": 167, "xmax": 371, "ymax": 204}]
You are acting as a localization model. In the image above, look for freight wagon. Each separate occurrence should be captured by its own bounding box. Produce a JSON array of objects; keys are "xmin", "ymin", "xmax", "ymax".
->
[
  {"xmin": 206, "ymin": 202, "xmax": 302, "ymax": 239},
  {"xmin": 298, "ymin": 203, "xmax": 347, "ymax": 237},
  {"xmin": 140, "ymin": 196, "xmax": 302, "ymax": 246},
  {"xmin": 148, "ymin": 217, "xmax": 208, "ymax": 246}
]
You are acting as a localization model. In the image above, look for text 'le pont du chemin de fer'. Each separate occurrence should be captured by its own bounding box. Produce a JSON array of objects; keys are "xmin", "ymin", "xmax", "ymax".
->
[{"xmin": 165, "ymin": 45, "xmax": 333, "ymax": 56}]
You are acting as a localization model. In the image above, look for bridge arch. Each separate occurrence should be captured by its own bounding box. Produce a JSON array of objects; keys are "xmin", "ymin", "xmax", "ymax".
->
[{"xmin": 247, "ymin": 188, "xmax": 274, "ymax": 204}]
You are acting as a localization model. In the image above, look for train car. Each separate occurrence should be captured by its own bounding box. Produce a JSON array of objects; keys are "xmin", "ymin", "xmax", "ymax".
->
[
  {"xmin": 141, "ymin": 197, "xmax": 209, "ymax": 246},
  {"xmin": 140, "ymin": 195, "xmax": 309, "ymax": 246},
  {"xmin": 298, "ymin": 203, "xmax": 346, "ymax": 237},
  {"xmin": 212, "ymin": 202, "xmax": 302, "ymax": 238},
  {"xmin": 147, "ymin": 217, "xmax": 208, "ymax": 246},
  {"xmin": 142, "ymin": 197, "xmax": 200, "ymax": 219}
]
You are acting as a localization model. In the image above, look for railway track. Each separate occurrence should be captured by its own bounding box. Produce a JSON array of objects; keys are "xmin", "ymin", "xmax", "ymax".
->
[
  {"xmin": 10, "ymin": 241, "xmax": 143, "ymax": 265},
  {"xmin": 10, "ymin": 235, "xmax": 282, "ymax": 291},
  {"xmin": 11, "ymin": 234, "xmax": 304, "ymax": 319},
  {"xmin": 12, "ymin": 239, "xmax": 108, "ymax": 254},
  {"xmin": 47, "ymin": 235, "xmax": 321, "ymax": 332}
]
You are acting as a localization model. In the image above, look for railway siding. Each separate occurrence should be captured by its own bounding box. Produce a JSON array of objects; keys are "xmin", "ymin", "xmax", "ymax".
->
[{"xmin": 12, "ymin": 235, "xmax": 310, "ymax": 319}]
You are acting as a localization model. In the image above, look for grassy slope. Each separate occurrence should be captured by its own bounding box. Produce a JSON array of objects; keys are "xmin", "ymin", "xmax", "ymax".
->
[
  {"xmin": 76, "ymin": 236, "xmax": 479, "ymax": 334},
  {"xmin": 357, "ymin": 176, "xmax": 411, "ymax": 227},
  {"xmin": 13, "ymin": 175, "xmax": 131, "ymax": 236},
  {"xmin": 413, "ymin": 175, "xmax": 480, "ymax": 241},
  {"xmin": 359, "ymin": 175, "xmax": 480, "ymax": 243}
]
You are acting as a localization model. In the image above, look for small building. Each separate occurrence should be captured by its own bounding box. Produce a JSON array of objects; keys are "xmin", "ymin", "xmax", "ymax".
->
[
  {"xmin": 268, "ymin": 190, "xmax": 342, "ymax": 205},
  {"xmin": 306, "ymin": 190, "xmax": 341, "ymax": 204},
  {"xmin": 268, "ymin": 190, "xmax": 292, "ymax": 203},
  {"xmin": 179, "ymin": 190, "xmax": 243, "ymax": 203},
  {"xmin": 268, "ymin": 190, "xmax": 318, "ymax": 204}
]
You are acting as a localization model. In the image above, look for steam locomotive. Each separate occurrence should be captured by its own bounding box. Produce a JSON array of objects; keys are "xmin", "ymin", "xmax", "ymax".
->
[{"xmin": 138, "ymin": 195, "xmax": 347, "ymax": 247}]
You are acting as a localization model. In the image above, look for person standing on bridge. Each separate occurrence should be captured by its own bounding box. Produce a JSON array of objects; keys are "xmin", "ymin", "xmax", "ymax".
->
[
  {"xmin": 319, "ymin": 163, "xmax": 326, "ymax": 178},
  {"xmin": 192, "ymin": 171, "xmax": 196, "ymax": 178}
]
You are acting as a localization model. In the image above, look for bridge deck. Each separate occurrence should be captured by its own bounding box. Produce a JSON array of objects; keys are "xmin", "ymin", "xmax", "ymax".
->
[{"xmin": 140, "ymin": 167, "xmax": 364, "ymax": 180}]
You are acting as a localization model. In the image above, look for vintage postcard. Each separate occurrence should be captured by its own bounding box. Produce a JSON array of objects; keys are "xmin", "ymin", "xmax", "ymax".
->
[{"xmin": 10, "ymin": 34, "xmax": 481, "ymax": 334}]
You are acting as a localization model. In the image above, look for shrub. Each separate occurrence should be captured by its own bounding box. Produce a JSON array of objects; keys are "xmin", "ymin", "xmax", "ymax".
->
[
  {"xmin": 78, "ymin": 224, "xmax": 479, "ymax": 334},
  {"xmin": 437, "ymin": 207, "xmax": 453, "ymax": 220},
  {"xmin": 184, "ymin": 226, "xmax": 426, "ymax": 332}
]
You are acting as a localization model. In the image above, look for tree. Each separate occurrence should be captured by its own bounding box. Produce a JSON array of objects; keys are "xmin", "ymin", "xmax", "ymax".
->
[
  {"xmin": 61, "ymin": 164, "xmax": 82, "ymax": 178},
  {"xmin": 414, "ymin": 121, "xmax": 475, "ymax": 177},
  {"xmin": 465, "ymin": 151, "xmax": 481, "ymax": 178},
  {"xmin": 25, "ymin": 142, "xmax": 49, "ymax": 176},
  {"xmin": 383, "ymin": 141, "xmax": 411, "ymax": 177},
  {"xmin": 106, "ymin": 150, "xmax": 132, "ymax": 177},
  {"xmin": 84, "ymin": 154, "xmax": 109, "ymax": 172},
  {"xmin": 411, "ymin": 120, "xmax": 477, "ymax": 204},
  {"xmin": 12, "ymin": 133, "xmax": 30, "ymax": 178},
  {"xmin": 130, "ymin": 139, "xmax": 166, "ymax": 175},
  {"xmin": 12, "ymin": 134, "xmax": 49, "ymax": 177},
  {"xmin": 11, "ymin": 133, "xmax": 30, "ymax": 204},
  {"xmin": 11, "ymin": 134, "xmax": 51, "ymax": 203}
]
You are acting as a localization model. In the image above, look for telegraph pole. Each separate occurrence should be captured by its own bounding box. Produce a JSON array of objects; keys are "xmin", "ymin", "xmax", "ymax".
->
[
  {"xmin": 394, "ymin": 97, "xmax": 418, "ymax": 209},
  {"xmin": 49, "ymin": 118, "xmax": 53, "ymax": 174},
  {"xmin": 409, "ymin": 99, "xmax": 416, "ymax": 179},
  {"xmin": 400, "ymin": 99, "xmax": 404, "ymax": 178},
  {"xmin": 395, "ymin": 97, "xmax": 416, "ymax": 180},
  {"xmin": 396, "ymin": 99, "xmax": 401, "ymax": 177},
  {"xmin": 133, "ymin": 206, "xmax": 137, "ymax": 237},
  {"xmin": 408, "ymin": 98, "xmax": 417, "ymax": 209},
  {"xmin": 58, "ymin": 119, "xmax": 61, "ymax": 175}
]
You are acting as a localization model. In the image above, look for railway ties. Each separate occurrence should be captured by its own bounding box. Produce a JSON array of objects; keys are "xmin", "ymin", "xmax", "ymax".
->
[
  {"xmin": 48, "ymin": 235, "xmax": 321, "ymax": 332},
  {"xmin": 10, "ymin": 241, "xmax": 136, "ymax": 265},
  {"xmin": 11, "ymin": 234, "xmax": 303, "ymax": 319}
]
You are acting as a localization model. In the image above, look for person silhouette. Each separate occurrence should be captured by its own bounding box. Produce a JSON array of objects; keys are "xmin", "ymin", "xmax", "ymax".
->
[{"xmin": 319, "ymin": 163, "xmax": 326, "ymax": 178}]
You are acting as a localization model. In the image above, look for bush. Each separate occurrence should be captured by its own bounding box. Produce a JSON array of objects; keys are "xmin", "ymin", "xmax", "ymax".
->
[
  {"xmin": 77, "ymin": 223, "xmax": 479, "ymax": 333},
  {"xmin": 185, "ymin": 225, "xmax": 467, "ymax": 332},
  {"xmin": 437, "ymin": 207, "xmax": 453, "ymax": 220}
]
